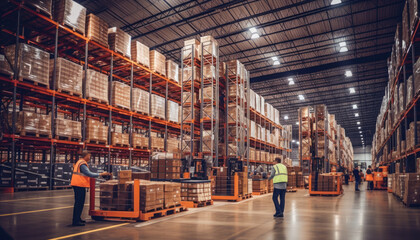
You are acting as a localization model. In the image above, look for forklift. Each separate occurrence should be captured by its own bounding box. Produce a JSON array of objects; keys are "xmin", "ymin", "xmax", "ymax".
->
[{"xmin": 373, "ymin": 166, "xmax": 388, "ymax": 190}]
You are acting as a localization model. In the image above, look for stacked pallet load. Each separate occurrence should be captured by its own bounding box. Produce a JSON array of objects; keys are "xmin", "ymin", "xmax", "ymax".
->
[
  {"xmin": 108, "ymin": 27, "xmax": 131, "ymax": 57},
  {"xmin": 0, "ymin": 43, "xmax": 50, "ymax": 87},
  {"xmin": 287, "ymin": 167, "xmax": 296, "ymax": 191},
  {"xmin": 133, "ymin": 88, "xmax": 149, "ymax": 114},
  {"xmin": 16, "ymin": 111, "xmax": 51, "ymax": 137},
  {"xmin": 132, "ymin": 133, "xmax": 148, "ymax": 149},
  {"xmin": 150, "ymin": 50, "xmax": 166, "ymax": 76},
  {"xmin": 55, "ymin": 118, "xmax": 81, "ymax": 140},
  {"xmin": 86, "ymin": 118, "xmax": 108, "ymax": 144},
  {"xmin": 54, "ymin": 0, "xmax": 86, "ymax": 35},
  {"xmin": 151, "ymin": 153, "xmax": 181, "ymax": 180},
  {"xmin": 50, "ymin": 57, "xmax": 83, "ymax": 96},
  {"xmin": 166, "ymin": 60, "xmax": 179, "ymax": 83},
  {"xmin": 85, "ymin": 69, "xmax": 109, "ymax": 103},
  {"xmin": 111, "ymin": 81, "xmax": 131, "ymax": 109},
  {"xmin": 86, "ymin": 13, "xmax": 109, "ymax": 47},
  {"xmin": 131, "ymin": 41, "xmax": 150, "ymax": 67},
  {"xmin": 111, "ymin": 125, "xmax": 129, "ymax": 147},
  {"xmin": 181, "ymin": 181, "xmax": 212, "ymax": 204},
  {"xmin": 252, "ymin": 175, "xmax": 268, "ymax": 195}
]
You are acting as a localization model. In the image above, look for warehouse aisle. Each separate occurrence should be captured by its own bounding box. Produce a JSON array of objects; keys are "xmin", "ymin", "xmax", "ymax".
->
[{"xmin": 1, "ymin": 184, "xmax": 420, "ymax": 240}]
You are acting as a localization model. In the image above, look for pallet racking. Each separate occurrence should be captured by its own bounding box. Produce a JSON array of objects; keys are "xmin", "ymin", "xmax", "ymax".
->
[{"xmin": 0, "ymin": 1, "xmax": 182, "ymax": 191}]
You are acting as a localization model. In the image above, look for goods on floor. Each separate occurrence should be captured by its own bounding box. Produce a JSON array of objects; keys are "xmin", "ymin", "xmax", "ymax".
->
[
  {"xmin": 151, "ymin": 153, "xmax": 181, "ymax": 179},
  {"xmin": 181, "ymin": 181, "xmax": 212, "ymax": 202}
]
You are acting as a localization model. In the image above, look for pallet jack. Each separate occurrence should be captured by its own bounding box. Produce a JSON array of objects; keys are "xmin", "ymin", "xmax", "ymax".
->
[{"xmin": 373, "ymin": 166, "xmax": 388, "ymax": 190}]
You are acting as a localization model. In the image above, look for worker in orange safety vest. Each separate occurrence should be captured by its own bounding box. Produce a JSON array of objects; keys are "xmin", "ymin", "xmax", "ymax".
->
[
  {"xmin": 70, "ymin": 150, "xmax": 110, "ymax": 226},
  {"xmin": 366, "ymin": 165, "xmax": 374, "ymax": 190}
]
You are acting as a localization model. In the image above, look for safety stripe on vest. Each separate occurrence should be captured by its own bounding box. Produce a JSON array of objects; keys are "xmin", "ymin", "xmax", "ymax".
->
[{"xmin": 274, "ymin": 165, "xmax": 287, "ymax": 176}]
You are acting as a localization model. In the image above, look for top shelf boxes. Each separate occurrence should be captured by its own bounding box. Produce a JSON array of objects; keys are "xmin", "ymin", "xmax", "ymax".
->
[
  {"xmin": 86, "ymin": 13, "xmax": 109, "ymax": 47},
  {"xmin": 54, "ymin": 0, "xmax": 86, "ymax": 35},
  {"xmin": 108, "ymin": 27, "xmax": 131, "ymax": 58}
]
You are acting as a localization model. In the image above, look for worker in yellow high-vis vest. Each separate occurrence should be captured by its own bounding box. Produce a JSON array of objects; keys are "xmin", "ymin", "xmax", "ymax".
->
[{"xmin": 268, "ymin": 157, "xmax": 288, "ymax": 218}]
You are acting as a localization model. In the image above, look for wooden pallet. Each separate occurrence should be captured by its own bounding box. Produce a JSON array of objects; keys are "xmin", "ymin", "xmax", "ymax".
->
[
  {"xmin": 86, "ymin": 139, "xmax": 107, "ymax": 145},
  {"xmin": 55, "ymin": 135, "xmax": 81, "ymax": 142},
  {"xmin": 20, "ymin": 131, "xmax": 52, "ymax": 139},
  {"xmin": 87, "ymin": 97, "xmax": 108, "ymax": 105},
  {"xmin": 133, "ymin": 146, "xmax": 149, "ymax": 150},
  {"xmin": 140, "ymin": 205, "xmax": 187, "ymax": 221},
  {"xmin": 56, "ymin": 88, "xmax": 82, "ymax": 97},
  {"xmin": 151, "ymin": 115, "xmax": 165, "ymax": 121},
  {"xmin": 114, "ymin": 143, "xmax": 130, "ymax": 148},
  {"xmin": 252, "ymin": 190, "xmax": 267, "ymax": 195},
  {"xmin": 182, "ymin": 200, "xmax": 213, "ymax": 208},
  {"xmin": 15, "ymin": 186, "xmax": 49, "ymax": 192},
  {"xmin": 240, "ymin": 193, "xmax": 253, "ymax": 199},
  {"xmin": 112, "ymin": 104, "xmax": 130, "ymax": 111},
  {"xmin": 18, "ymin": 77, "xmax": 49, "ymax": 88}
]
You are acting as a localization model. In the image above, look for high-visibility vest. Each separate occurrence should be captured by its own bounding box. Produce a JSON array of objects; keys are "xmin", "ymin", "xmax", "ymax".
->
[
  {"xmin": 366, "ymin": 174, "xmax": 373, "ymax": 181},
  {"xmin": 70, "ymin": 159, "xmax": 90, "ymax": 188},
  {"xmin": 273, "ymin": 163, "xmax": 288, "ymax": 183}
]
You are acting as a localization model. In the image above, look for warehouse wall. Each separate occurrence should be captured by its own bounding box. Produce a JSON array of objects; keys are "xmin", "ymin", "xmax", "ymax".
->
[{"xmin": 353, "ymin": 146, "xmax": 372, "ymax": 170}]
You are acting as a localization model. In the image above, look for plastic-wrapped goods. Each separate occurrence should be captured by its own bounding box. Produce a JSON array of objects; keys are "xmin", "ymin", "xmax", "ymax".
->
[
  {"xmin": 151, "ymin": 137, "xmax": 164, "ymax": 150},
  {"xmin": 111, "ymin": 132, "xmax": 129, "ymax": 146},
  {"xmin": 250, "ymin": 121, "xmax": 256, "ymax": 138},
  {"xmin": 85, "ymin": 69, "xmax": 109, "ymax": 103},
  {"xmin": 399, "ymin": 82, "xmax": 405, "ymax": 116},
  {"xmin": 50, "ymin": 57, "xmax": 82, "ymax": 95},
  {"xmin": 255, "ymin": 94, "xmax": 261, "ymax": 113},
  {"xmin": 261, "ymin": 96, "xmax": 265, "ymax": 115},
  {"xmin": 17, "ymin": 111, "xmax": 39, "ymax": 134},
  {"xmin": 38, "ymin": 114, "xmax": 51, "ymax": 136},
  {"xmin": 226, "ymin": 60, "xmax": 241, "ymax": 77},
  {"xmin": 166, "ymin": 60, "xmax": 179, "ymax": 82},
  {"xmin": 26, "ymin": 0, "xmax": 52, "ymax": 16},
  {"xmin": 54, "ymin": 0, "xmax": 86, "ymax": 35},
  {"xmin": 131, "ymin": 41, "xmax": 150, "ymax": 67},
  {"xmin": 250, "ymin": 90, "xmax": 256, "ymax": 109},
  {"xmin": 260, "ymin": 127, "xmax": 265, "ymax": 142},
  {"xmin": 199, "ymin": 86, "xmax": 214, "ymax": 101},
  {"xmin": 183, "ymin": 39, "xmax": 200, "ymax": 60},
  {"xmin": 402, "ymin": 2, "xmax": 410, "ymax": 53},
  {"xmin": 227, "ymin": 144, "xmax": 238, "ymax": 156},
  {"xmin": 86, "ymin": 118, "xmax": 108, "ymax": 143},
  {"xmin": 133, "ymin": 88, "xmax": 149, "ymax": 114},
  {"xmin": 151, "ymin": 94, "xmax": 165, "ymax": 119},
  {"xmin": 55, "ymin": 118, "xmax": 73, "ymax": 138},
  {"xmin": 395, "ymin": 24, "xmax": 402, "ymax": 68},
  {"xmin": 112, "ymin": 81, "xmax": 131, "ymax": 109},
  {"xmin": 86, "ymin": 13, "xmax": 109, "ymax": 47},
  {"xmin": 132, "ymin": 133, "xmax": 148, "ymax": 148},
  {"xmin": 167, "ymin": 101, "xmax": 179, "ymax": 123},
  {"xmin": 409, "ymin": 0, "xmax": 420, "ymax": 35},
  {"xmin": 265, "ymin": 103, "xmax": 271, "ymax": 120},
  {"xmin": 72, "ymin": 120, "xmax": 82, "ymax": 139},
  {"xmin": 407, "ymin": 75, "xmax": 413, "ymax": 107},
  {"xmin": 1, "ymin": 44, "xmax": 49, "ymax": 87},
  {"xmin": 219, "ymin": 62, "xmax": 226, "ymax": 78},
  {"xmin": 108, "ymin": 27, "xmax": 131, "ymax": 57},
  {"xmin": 200, "ymin": 35, "xmax": 218, "ymax": 58},
  {"xmin": 227, "ymin": 104, "xmax": 241, "ymax": 124},
  {"xmin": 150, "ymin": 50, "xmax": 166, "ymax": 75},
  {"xmin": 203, "ymin": 65, "xmax": 216, "ymax": 80},
  {"xmin": 301, "ymin": 138, "xmax": 311, "ymax": 158},
  {"xmin": 167, "ymin": 138, "xmax": 179, "ymax": 152},
  {"xmin": 414, "ymin": 58, "xmax": 420, "ymax": 95},
  {"xmin": 274, "ymin": 109, "xmax": 280, "ymax": 125},
  {"xmin": 393, "ymin": 83, "xmax": 399, "ymax": 120},
  {"xmin": 182, "ymin": 66, "xmax": 200, "ymax": 82}
]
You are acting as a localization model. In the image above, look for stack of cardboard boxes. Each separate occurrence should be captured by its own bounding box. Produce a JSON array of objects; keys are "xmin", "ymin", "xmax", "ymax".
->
[
  {"xmin": 237, "ymin": 168, "xmax": 248, "ymax": 196},
  {"xmin": 151, "ymin": 156, "xmax": 181, "ymax": 180},
  {"xmin": 54, "ymin": 0, "xmax": 86, "ymax": 35},
  {"xmin": 86, "ymin": 118, "xmax": 108, "ymax": 143},
  {"xmin": 181, "ymin": 181, "xmax": 211, "ymax": 202},
  {"xmin": 310, "ymin": 174, "xmax": 339, "ymax": 192},
  {"xmin": 131, "ymin": 41, "xmax": 150, "ymax": 68},
  {"xmin": 51, "ymin": 57, "xmax": 83, "ymax": 96},
  {"xmin": 252, "ymin": 178, "xmax": 267, "ymax": 194},
  {"xmin": 86, "ymin": 13, "xmax": 109, "ymax": 47},
  {"xmin": 108, "ymin": 27, "xmax": 131, "ymax": 57}
]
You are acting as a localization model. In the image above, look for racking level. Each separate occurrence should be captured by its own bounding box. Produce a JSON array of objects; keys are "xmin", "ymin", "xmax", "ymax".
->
[{"xmin": 0, "ymin": 1, "xmax": 182, "ymax": 190}]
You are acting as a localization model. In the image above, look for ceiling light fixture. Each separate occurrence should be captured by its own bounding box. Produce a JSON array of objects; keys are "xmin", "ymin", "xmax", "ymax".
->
[
  {"xmin": 250, "ymin": 27, "xmax": 260, "ymax": 39},
  {"xmin": 353, "ymin": 104, "xmax": 358, "ymax": 109},
  {"xmin": 339, "ymin": 42, "xmax": 348, "ymax": 52},
  {"xmin": 298, "ymin": 95, "xmax": 305, "ymax": 100},
  {"xmin": 357, "ymin": 121, "xmax": 360, "ymax": 125},
  {"xmin": 349, "ymin": 88, "xmax": 356, "ymax": 94},
  {"xmin": 359, "ymin": 131, "xmax": 362, "ymax": 133},
  {"xmin": 331, "ymin": 0, "xmax": 342, "ymax": 5},
  {"xmin": 273, "ymin": 60, "xmax": 280, "ymax": 65},
  {"xmin": 284, "ymin": 115, "xmax": 289, "ymax": 120},
  {"xmin": 296, "ymin": 122, "xmax": 299, "ymax": 125},
  {"xmin": 345, "ymin": 70, "xmax": 353, "ymax": 77},
  {"xmin": 358, "ymin": 126, "xmax": 361, "ymax": 129},
  {"xmin": 355, "ymin": 113, "xmax": 359, "ymax": 117},
  {"xmin": 288, "ymin": 80, "xmax": 295, "ymax": 85},
  {"xmin": 292, "ymin": 140, "xmax": 295, "ymax": 143}
]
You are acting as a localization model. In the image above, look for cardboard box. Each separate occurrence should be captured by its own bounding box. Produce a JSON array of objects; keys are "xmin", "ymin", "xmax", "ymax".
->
[
  {"xmin": 131, "ymin": 41, "xmax": 150, "ymax": 67},
  {"xmin": 150, "ymin": 50, "xmax": 166, "ymax": 75},
  {"xmin": 54, "ymin": 0, "xmax": 86, "ymax": 35},
  {"xmin": 108, "ymin": 27, "xmax": 131, "ymax": 57},
  {"xmin": 86, "ymin": 13, "xmax": 108, "ymax": 47}
]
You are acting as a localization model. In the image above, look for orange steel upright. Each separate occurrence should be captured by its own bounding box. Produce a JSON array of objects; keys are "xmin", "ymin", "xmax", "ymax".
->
[{"xmin": 211, "ymin": 173, "xmax": 241, "ymax": 201}]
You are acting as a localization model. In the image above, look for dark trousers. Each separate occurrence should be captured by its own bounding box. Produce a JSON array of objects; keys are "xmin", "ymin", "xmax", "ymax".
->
[
  {"xmin": 72, "ymin": 186, "xmax": 86, "ymax": 224},
  {"xmin": 272, "ymin": 188, "xmax": 286, "ymax": 214},
  {"xmin": 367, "ymin": 181, "xmax": 374, "ymax": 190},
  {"xmin": 355, "ymin": 180, "xmax": 360, "ymax": 191}
]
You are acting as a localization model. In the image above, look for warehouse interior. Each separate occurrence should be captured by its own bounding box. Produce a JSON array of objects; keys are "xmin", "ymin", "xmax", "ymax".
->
[{"xmin": 0, "ymin": 0, "xmax": 419, "ymax": 239}]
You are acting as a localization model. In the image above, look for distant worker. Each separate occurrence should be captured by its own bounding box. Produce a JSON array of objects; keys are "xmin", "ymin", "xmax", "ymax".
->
[
  {"xmin": 366, "ymin": 165, "xmax": 374, "ymax": 190},
  {"xmin": 71, "ymin": 150, "xmax": 110, "ymax": 226},
  {"xmin": 344, "ymin": 169, "xmax": 349, "ymax": 185},
  {"xmin": 269, "ymin": 157, "xmax": 288, "ymax": 218},
  {"xmin": 353, "ymin": 166, "xmax": 361, "ymax": 191}
]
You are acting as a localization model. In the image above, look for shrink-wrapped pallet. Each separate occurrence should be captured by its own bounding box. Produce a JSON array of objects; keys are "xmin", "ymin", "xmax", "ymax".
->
[
  {"xmin": 227, "ymin": 104, "xmax": 241, "ymax": 124},
  {"xmin": 402, "ymin": 2, "xmax": 410, "ymax": 53},
  {"xmin": 72, "ymin": 120, "xmax": 82, "ymax": 139},
  {"xmin": 133, "ymin": 88, "xmax": 149, "ymax": 114},
  {"xmin": 219, "ymin": 62, "xmax": 226, "ymax": 78},
  {"xmin": 183, "ymin": 39, "xmax": 200, "ymax": 60},
  {"xmin": 111, "ymin": 132, "xmax": 129, "ymax": 146},
  {"xmin": 150, "ymin": 50, "xmax": 166, "ymax": 76},
  {"xmin": 108, "ymin": 27, "xmax": 131, "ymax": 57},
  {"xmin": 255, "ymin": 94, "xmax": 261, "ymax": 113},
  {"xmin": 407, "ymin": 75, "xmax": 413, "ymax": 107},
  {"xmin": 250, "ymin": 90, "xmax": 256, "ymax": 109},
  {"xmin": 182, "ymin": 66, "xmax": 200, "ymax": 82},
  {"xmin": 167, "ymin": 137, "xmax": 179, "ymax": 152},
  {"xmin": 414, "ymin": 58, "xmax": 420, "ymax": 95},
  {"xmin": 38, "ymin": 114, "xmax": 51, "ymax": 136},
  {"xmin": 85, "ymin": 69, "xmax": 109, "ymax": 103},
  {"xmin": 301, "ymin": 138, "xmax": 311, "ymax": 158},
  {"xmin": 111, "ymin": 81, "xmax": 130, "ymax": 109},
  {"xmin": 409, "ymin": 0, "xmax": 420, "ymax": 35},
  {"xmin": 86, "ymin": 119, "xmax": 108, "ymax": 143},
  {"xmin": 86, "ymin": 13, "xmax": 108, "ymax": 47},
  {"xmin": 167, "ymin": 100, "xmax": 179, "ymax": 123},
  {"xmin": 226, "ymin": 60, "xmax": 241, "ymax": 77},
  {"xmin": 399, "ymin": 82, "xmax": 405, "ymax": 116},
  {"xmin": 151, "ymin": 94, "xmax": 165, "ymax": 119},
  {"xmin": 200, "ymin": 35, "xmax": 218, "ymax": 58},
  {"xmin": 50, "ymin": 57, "xmax": 82, "ymax": 95},
  {"xmin": 274, "ymin": 109, "xmax": 280, "ymax": 125},
  {"xmin": 395, "ymin": 24, "xmax": 402, "ymax": 68},
  {"xmin": 250, "ymin": 121, "xmax": 256, "ymax": 138},
  {"xmin": 132, "ymin": 133, "xmax": 148, "ymax": 149},
  {"xmin": 55, "ymin": 118, "xmax": 73, "ymax": 138},
  {"xmin": 131, "ymin": 41, "xmax": 150, "ymax": 67},
  {"xmin": 166, "ymin": 60, "xmax": 179, "ymax": 82},
  {"xmin": 203, "ymin": 65, "xmax": 216, "ymax": 80},
  {"xmin": 151, "ymin": 137, "xmax": 164, "ymax": 150},
  {"xmin": 17, "ymin": 112, "xmax": 39, "ymax": 134},
  {"xmin": 199, "ymin": 86, "xmax": 214, "ymax": 101},
  {"xmin": 26, "ymin": 0, "xmax": 52, "ymax": 16},
  {"xmin": 1, "ymin": 44, "xmax": 49, "ymax": 87},
  {"xmin": 261, "ymin": 96, "xmax": 265, "ymax": 115},
  {"xmin": 54, "ymin": 0, "xmax": 86, "ymax": 35}
]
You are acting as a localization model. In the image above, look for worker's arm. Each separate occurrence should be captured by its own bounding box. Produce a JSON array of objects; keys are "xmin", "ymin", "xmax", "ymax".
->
[
  {"xmin": 80, "ymin": 164, "xmax": 100, "ymax": 178},
  {"xmin": 255, "ymin": 165, "xmax": 263, "ymax": 173},
  {"xmin": 268, "ymin": 168, "xmax": 276, "ymax": 180}
]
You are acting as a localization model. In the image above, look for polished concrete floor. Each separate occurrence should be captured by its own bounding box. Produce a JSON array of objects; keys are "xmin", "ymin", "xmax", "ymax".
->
[{"xmin": 1, "ymin": 182, "xmax": 420, "ymax": 240}]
